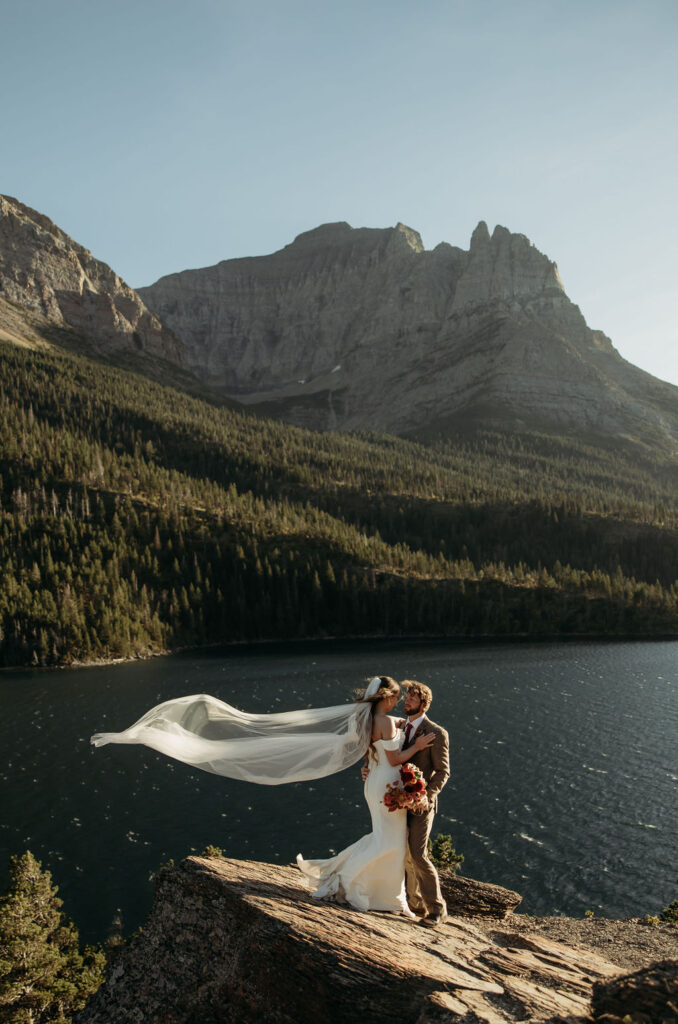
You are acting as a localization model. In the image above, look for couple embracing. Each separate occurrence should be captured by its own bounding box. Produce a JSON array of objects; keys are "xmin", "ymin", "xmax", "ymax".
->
[
  {"xmin": 297, "ymin": 676, "xmax": 450, "ymax": 927},
  {"xmin": 91, "ymin": 673, "xmax": 450, "ymax": 926}
]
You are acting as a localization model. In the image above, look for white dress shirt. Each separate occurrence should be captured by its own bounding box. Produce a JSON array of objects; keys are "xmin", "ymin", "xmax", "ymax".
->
[{"xmin": 403, "ymin": 713, "xmax": 426, "ymax": 747}]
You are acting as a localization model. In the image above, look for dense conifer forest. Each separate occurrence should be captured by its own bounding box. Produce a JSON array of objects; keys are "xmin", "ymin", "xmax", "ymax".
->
[{"xmin": 2, "ymin": 338, "xmax": 678, "ymax": 667}]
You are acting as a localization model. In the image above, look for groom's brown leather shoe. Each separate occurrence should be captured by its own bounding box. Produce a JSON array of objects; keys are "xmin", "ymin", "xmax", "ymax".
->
[{"xmin": 418, "ymin": 912, "xmax": 447, "ymax": 928}]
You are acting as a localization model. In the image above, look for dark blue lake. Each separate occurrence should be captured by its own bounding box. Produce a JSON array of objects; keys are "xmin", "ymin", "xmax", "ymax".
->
[{"xmin": 1, "ymin": 638, "xmax": 676, "ymax": 943}]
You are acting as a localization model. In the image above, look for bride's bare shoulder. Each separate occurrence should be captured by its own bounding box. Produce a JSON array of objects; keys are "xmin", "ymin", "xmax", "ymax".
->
[{"xmin": 371, "ymin": 712, "xmax": 398, "ymax": 742}]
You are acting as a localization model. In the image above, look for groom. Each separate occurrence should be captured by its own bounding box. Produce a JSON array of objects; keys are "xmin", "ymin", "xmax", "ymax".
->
[{"xmin": 399, "ymin": 680, "xmax": 450, "ymax": 927}]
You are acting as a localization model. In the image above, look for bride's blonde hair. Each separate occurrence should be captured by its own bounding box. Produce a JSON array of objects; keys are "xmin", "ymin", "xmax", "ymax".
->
[{"xmin": 356, "ymin": 676, "xmax": 400, "ymax": 761}]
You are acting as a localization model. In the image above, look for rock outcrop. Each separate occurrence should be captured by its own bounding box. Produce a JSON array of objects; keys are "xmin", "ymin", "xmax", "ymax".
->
[
  {"xmin": 0, "ymin": 195, "xmax": 187, "ymax": 365},
  {"xmin": 441, "ymin": 872, "xmax": 522, "ymax": 919},
  {"xmin": 75, "ymin": 856, "xmax": 624, "ymax": 1024},
  {"xmin": 592, "ymin": 960, "xmax": 678, "ymax": 1022},
  {"xmin": 138, "ymin": 220, "xmax": 678, "ymax": 449}
]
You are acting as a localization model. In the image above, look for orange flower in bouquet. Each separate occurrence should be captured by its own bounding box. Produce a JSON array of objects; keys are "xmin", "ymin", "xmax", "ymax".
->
[{"xmin": 383, "ymin": 762, "xmax": 428, "ymax": 813}]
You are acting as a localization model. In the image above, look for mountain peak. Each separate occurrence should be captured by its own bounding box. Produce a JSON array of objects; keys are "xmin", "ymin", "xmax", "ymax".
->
[
  {"xmin": 288, "ymin": 222, "xmax": 354, "ymax": 249},
  {"xmin": 394, "ymin": 222, "xmax": 424, "ymax": 253},
  {"xmin": 452, "ymin": 219, "xmax": 565, "ymax": 311},
  {"xmin": 285, "ymin": 220, "xmax": 425, "ymax": 256},
  {"xmin": 470, "ymin": 220, "xmax": 491, "ymax": 249},
  {"xmin": 491, "ymin": 223, "xmax": 512, "ymax": 244}
]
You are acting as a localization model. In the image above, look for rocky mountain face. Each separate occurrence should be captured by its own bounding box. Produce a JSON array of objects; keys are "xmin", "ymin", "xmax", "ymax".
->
[
  {"xmin": 138, "ymin": 220, "xmax": 678, "ymax": 449},
  {"xmin": 0, "ymin": 195, "xmax": 186, "ymax": 365},
  {"xmin": 2, "ymin": 194, "xmax": 676, "ymax": 451}
]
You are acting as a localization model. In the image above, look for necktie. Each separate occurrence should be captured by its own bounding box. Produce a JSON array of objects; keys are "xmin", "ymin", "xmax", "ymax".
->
[{"xmin": 404, "ymin": 722, "xmax": 412, "ymax": 747}]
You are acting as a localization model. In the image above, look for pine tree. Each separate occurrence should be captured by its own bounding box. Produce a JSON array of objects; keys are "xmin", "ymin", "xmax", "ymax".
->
[{"xmin": 0, "ymin": 851, "xmax": 105, "ymax": 1023}]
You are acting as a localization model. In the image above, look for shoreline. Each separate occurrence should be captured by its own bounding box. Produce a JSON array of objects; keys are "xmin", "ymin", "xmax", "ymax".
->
[{"xmin": 2, "ymin": 629, "xmax": 678, "ymax": 673}]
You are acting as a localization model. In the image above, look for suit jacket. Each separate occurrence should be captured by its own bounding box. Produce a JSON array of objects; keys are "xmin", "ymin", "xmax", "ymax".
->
[{"xmin": 405, "ymin": 716, "xmax": 450, "ymax": 811}]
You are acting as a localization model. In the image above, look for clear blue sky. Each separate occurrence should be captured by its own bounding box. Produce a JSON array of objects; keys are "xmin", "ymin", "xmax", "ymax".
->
[{"xmin": 3, "ymin": 0, "xmax": 677, "ymax": 384}]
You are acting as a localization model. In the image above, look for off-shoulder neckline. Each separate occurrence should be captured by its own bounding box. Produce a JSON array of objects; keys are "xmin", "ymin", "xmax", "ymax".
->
[
  {"xmin": 371, "ymin": 715, "xmax": 403, "ymax": 744},
  {"xmin": 373, "ymin": 729, "xmax": 402, "ymax": 744}
]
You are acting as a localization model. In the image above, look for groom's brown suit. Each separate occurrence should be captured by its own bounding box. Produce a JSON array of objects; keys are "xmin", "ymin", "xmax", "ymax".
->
[{"xmin": 405, "ymin": 716, "xmax": 450, "ymax": 916}]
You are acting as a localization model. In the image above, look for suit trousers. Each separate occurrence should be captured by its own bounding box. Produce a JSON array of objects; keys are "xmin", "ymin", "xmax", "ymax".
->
[{"xmin": 405, "ymin": 804, "xmax": 446, "ymax": 916}]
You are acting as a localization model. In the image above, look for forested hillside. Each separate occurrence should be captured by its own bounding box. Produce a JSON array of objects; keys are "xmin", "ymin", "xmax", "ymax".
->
[{"xmin": 2, "ymin": 339, "xmax": 678, "ymax": 667}]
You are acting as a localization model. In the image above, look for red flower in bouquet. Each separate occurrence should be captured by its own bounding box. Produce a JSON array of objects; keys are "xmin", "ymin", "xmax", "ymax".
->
[{"xmin": 383, "ymin": 762, "xmax": 428, "ymax": 813}]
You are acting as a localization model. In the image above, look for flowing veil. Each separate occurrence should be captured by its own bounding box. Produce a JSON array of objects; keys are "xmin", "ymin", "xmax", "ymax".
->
[{"xmin": 90, "ymin": 688, "xmax": 378, "ymax": 785}]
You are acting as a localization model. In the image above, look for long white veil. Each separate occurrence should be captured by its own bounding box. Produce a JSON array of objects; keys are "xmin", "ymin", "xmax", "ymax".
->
[{"xmin": 90, "ymin": 679, "xmax": 382, "ymax": 785}]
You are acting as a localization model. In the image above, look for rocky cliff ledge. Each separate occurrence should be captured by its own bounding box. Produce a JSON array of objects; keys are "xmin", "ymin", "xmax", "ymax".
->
[{"xmin": 74, "ymin": 856, "xmax": 677, "ymax": 1024}]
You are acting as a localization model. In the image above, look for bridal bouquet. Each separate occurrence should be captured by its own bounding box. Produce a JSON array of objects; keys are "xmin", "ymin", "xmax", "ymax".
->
[{"xmin": 383, "ymin": 762, "xmax": 428, "ymax": 813}]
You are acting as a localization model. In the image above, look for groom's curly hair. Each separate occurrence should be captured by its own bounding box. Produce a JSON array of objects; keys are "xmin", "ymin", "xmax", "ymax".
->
[{"xmin": 401, "ymin": 680, "xmax": 433, "ymax": 711}]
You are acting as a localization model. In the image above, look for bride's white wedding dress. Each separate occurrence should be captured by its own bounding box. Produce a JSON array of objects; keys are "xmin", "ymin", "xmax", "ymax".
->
[{"xmin": 297, "ymin": 731, "xmax": 414, "ymax": 917}]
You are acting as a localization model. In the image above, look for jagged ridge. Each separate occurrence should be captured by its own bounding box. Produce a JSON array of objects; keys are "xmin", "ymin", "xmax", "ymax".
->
[{"xmin": 2, "ymin": 194, "xmax": 677, "ymax": 451}]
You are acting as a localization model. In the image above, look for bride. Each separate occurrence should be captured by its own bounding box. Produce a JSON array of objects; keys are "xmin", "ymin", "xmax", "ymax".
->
[
  {"xmin": 90, "ymin": 674, "xmax": 433, "ymax": 917},
  {"xmin": 297, "ymin": 676, "xmax": 434, "ymax": 916}
]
